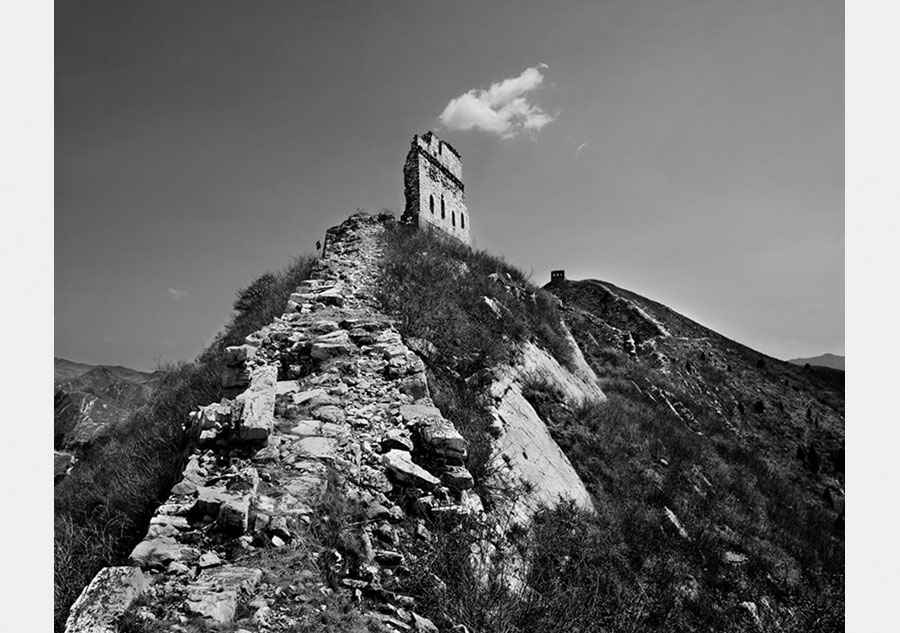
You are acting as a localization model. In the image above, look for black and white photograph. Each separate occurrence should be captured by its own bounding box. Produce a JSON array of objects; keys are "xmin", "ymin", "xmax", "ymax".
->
[{"xmin": 12, "ymin": 0, "xmax": 882, "ymax": 630}]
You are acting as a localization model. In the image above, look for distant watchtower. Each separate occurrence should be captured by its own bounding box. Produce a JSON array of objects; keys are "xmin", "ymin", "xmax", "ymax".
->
[{"xmin": 401, "ymin": 132, "xmax": 470, "ymax": 244}]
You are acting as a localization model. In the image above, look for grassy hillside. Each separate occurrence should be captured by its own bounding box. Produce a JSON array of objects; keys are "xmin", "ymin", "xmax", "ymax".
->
[
  {"xmin": 524, "ymin": 277, "xmax": 845, "ymax": 632},
  {"xmin": 375, "ymin": 233, "xmax": 843, "ymax": 632},
  {"xmin": 55, "ymin": 220, "xmax": 843, "ymax": 632}
]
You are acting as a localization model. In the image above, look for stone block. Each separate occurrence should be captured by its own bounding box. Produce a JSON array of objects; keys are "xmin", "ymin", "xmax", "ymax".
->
[
  {"xmin": 128, "ymin": 536, "xmax": 199, "ymax": 569},
  {"xmin": 442, "ymin": 466, "xmax": 474, "ymax": 490},
  {"xmin": 310, "ymin": 330, "xmax": 354, "ymax": 360},
  {"xmin": 296, "ymin": 437, "xmax": 337, "ymax": 460},
  {"xmin": 383, "ymin": 450, "xmax": 440, "ymax": 490},
  {"xmin": 399, "ymin": 404, "xmax": 442, "ymax": 424},
  {"xmin": 235, "ymin": 365, "xmax": 277, "ymax": 442},
  {"xmin": 64, "ymin": 567, "xmax": 147, "ymax": 633},
  {"xmin": 382, "ymin": 429, "xmax": 414, "ymax": 452},
  {"xmin": 419, "ymin": 418, "xmax": 467, "ymax": 459}
]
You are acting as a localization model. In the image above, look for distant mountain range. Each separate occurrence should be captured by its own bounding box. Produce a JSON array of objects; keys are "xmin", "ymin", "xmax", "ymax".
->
[
  {"xmin": 54, "ymin": 357, "xmax": 160, "ymax": 455},
  {"xmin": 788, "ymin": 353, "xmax": 844, "ymax": 371},
  {"xmin": 54, "ymin": 357, "xmax": 158, "ymax": 385}
]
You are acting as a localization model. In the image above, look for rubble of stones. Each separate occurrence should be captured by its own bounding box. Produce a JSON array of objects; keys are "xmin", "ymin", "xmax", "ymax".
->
[{"xmin": 66, "ymin": 214, "xmax": 477, "ymax": 633}]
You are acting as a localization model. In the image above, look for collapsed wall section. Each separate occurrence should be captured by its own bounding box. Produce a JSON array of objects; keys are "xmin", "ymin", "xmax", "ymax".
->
[
  {"xmin": 65, "ymin": 214, "xmax": 475, "ymax": 633},
  {"xmin": 64, "ymin": 212, "xmax": 604, "ymax": 632}
]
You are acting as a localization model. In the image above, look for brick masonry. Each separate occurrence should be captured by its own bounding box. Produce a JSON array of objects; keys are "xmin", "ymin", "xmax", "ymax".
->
[{"xmin": 401, "ymin": 132, "xmax": 470, "ymax": 244}]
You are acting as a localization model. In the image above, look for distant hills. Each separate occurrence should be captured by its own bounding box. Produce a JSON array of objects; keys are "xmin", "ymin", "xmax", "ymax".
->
[
  {"xmin": 54, "ymin": 357, "xmax": 158, "ymax": 385},
  {"xmin": 788, "ymin": 353, "xmax": 845, "ymax": 371},
  {"xmin": 54, "ymin": 357, "xmax": 159, "ymax": 454}
]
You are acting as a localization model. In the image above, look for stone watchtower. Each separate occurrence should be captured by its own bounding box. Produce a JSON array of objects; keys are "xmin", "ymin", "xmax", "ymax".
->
[{"xmin": 401, "ymin": 132, "xmax": 470, "ymax": 244}]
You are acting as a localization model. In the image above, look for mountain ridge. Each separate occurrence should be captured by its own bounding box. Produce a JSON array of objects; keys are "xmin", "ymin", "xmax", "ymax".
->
[
  {"xmin": 54, "ymin": 358, "xmax": 160, "ymax": 455},
  {"xmin": 788, "ymin": 353, "xmax": 845, "ymax": 371},
  {"xmin": 54, "ymin": 356, "xmax": 159, "ymax": 385},
  {"xmin": 59, "ymin": 214, "xmax": 844, "ymax": 633}
]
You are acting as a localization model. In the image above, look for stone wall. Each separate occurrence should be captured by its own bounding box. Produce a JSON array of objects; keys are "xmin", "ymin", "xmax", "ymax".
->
[
  {"xmin": 64, "ymin": 213, "xmax": 600, "ymax": 633},
  {"xmin": 401, "ymin": 132, "xmax": 470, "ymax": 244},
  {"xmin": 65, "ymin": 214, "xmax": 475, "ymax": 633},
  {"xmin": 415, "ymin": 131, "xmax": 462, "ymax": 178}
]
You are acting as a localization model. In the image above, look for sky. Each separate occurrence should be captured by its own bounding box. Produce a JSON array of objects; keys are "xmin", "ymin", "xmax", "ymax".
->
[{"xmin": 55, "ymin": 0, "xmax": 844, "ymax": 371}]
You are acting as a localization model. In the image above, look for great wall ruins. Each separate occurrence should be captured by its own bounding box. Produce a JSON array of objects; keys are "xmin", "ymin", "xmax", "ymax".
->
[{"xmin": 63, "ymin": 133, "xmax": 608, "ymax": 632}]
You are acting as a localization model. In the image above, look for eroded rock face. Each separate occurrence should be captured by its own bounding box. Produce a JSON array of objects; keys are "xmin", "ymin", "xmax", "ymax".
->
[{"xmin": 487, "ymin": 342, "xmax": 602, "ymax": 526}]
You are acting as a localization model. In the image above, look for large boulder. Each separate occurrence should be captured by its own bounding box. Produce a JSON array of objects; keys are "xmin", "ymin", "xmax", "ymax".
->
[{"xmin": 64, "ymin": 567, "xmax": 147, "ymax": 633}]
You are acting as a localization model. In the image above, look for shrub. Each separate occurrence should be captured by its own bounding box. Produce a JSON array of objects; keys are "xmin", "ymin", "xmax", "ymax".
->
[{"xmin": 374, "ymin": 224, "xmax": 845, "ymax": 631}]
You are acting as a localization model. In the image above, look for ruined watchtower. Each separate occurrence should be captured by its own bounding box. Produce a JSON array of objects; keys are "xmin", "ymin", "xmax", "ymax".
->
[{"xmin": 401, "ymin": 132, "xmax": 470, "ymax": 244}]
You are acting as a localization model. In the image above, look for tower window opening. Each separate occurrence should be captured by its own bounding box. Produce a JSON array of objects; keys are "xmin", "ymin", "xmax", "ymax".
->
[
  {"xmin": 441, "ymin": 195, "xmax": 445, "ymax": 219},
  {"xmin": 452, "ymin": 211, "xmax": 456, "ymax": 227},
  {"xmin": 429, "ymin": 195, "xmax": 434, "ymax": 214},
  {"xmin": 461, "ymin": 214, "xmax": 465, "ymax": 229}
]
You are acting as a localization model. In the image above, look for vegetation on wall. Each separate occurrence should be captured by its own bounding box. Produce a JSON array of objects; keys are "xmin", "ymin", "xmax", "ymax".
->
[{"xmin": 53, "ymin": 254, "xmax": 315, "ymax": 632}]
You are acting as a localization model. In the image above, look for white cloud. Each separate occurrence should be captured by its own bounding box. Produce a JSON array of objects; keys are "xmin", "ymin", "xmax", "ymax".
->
[
  {"xmin": 576, "ymin": 142, "xmax": 589, "ymax": 156},
  {"xmin": 167, "ymin": 288, "xmax": 188, "ymax": 300},
  {"xmin": 439, "ymin": 65, "xmax": 557, "ymax": 139}
]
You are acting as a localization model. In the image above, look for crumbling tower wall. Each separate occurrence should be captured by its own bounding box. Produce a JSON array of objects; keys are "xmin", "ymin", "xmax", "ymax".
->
[{"xmin": 401, "ymin": 131, "xmax": 470, "ymax": 244}]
